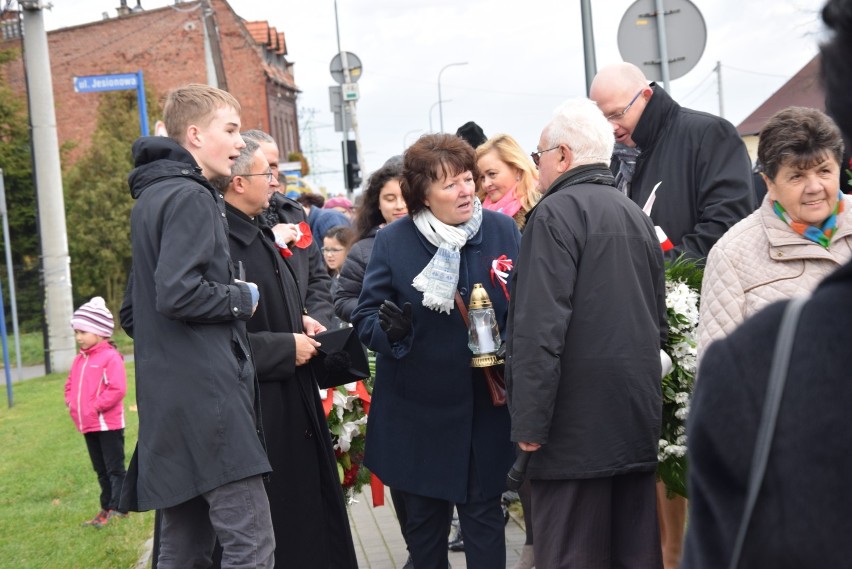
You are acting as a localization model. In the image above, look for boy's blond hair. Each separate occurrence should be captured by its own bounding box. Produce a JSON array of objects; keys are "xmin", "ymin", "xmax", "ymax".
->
[{"xmin": 163, "ymin": 84, "xmax": 241, "ymax": 146}]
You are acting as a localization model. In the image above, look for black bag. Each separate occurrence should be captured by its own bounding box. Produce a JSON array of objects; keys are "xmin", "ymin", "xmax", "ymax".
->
[{"xmin": 310, "ymin": 326, "xmax": 371, "ymax": 389}]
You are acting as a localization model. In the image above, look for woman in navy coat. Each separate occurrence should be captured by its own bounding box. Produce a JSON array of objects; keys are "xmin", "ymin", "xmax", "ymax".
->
[{"xmin": 352, "ymin": 133, "xmax": 521, "ymax": 568}]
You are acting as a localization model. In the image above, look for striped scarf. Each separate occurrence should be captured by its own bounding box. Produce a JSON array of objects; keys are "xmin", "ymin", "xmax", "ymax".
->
[{"xmin": 772, "ymin": 190, "xmax": 844, "ymax": 248}]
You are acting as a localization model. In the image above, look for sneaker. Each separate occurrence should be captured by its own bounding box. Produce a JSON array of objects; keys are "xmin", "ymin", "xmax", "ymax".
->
[
  {"xmin": 107, "ymin": 510, "xmax": 128, "ymax": 521},
  {"xmin": 82, "ymin": 509, "xmax": 110, "ymax": 528}
]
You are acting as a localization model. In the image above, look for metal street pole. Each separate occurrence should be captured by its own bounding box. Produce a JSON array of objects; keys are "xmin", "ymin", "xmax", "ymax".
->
[
  {"xmin": 429, "ymin": 100, "xmax": 452, "ymax": 133},
  {"xmin": 20, "ymin": 1, "xmax": 76, "ymax": 372},
  {"xmin": 580, "ymin": 0, "xmax": 598, "ymax": 96},
  {"xmin": 437, "ymin": 62, "xmax": 467, "ymax": 133},
  {"xmin": 334, "ymin": 0, "xmax": 364, "ymax": 197},
  {"xmin": 715, "ymin": 60, "xmax": 724, "ymax": 118},
  {"xmin": 654, "ymin": 0, "xmax": 672, "ymax": 92},
  {"xmin": 0, "ymin": 170, "xmax": 22, "ymax": 386},
  {"xmin": 334, "ymin": 0, "xmax": 349, "ymax": 193}
]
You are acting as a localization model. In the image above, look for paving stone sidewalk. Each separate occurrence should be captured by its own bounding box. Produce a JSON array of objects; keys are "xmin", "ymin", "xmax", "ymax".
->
[
  {"xmin": 134, "ymin": 486, "xmax": 528, "ymax": 568},
  {"xmin": 348, "ymin": 486, "xmax": 528, "ymax": 569}
]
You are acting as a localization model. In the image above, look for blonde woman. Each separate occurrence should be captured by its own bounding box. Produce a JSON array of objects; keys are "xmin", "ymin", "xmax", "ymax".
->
[{"xmin": 476, "ymin": 134, "xmax": 541, "ymax": 230}]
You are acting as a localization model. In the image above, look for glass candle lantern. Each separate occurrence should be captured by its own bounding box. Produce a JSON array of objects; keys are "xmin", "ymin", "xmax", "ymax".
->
[{"xmin": 467, "ymin": 283, "xmax": 503, "ymax": 367}]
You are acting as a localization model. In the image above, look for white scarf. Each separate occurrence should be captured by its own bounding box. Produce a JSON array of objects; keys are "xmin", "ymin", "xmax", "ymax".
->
[{"xmin": 411, "ymin": 198, "xmax": 483, "ymax": 313}]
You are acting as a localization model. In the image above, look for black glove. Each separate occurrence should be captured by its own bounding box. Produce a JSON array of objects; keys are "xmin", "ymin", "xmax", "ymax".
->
[
  {"xmin": 496, "ymin": 342, "xmax": 506, "ymax": 361},
  {"xmin": 379, "ymin": 300, "xmax": 413, "ymax": 343}
]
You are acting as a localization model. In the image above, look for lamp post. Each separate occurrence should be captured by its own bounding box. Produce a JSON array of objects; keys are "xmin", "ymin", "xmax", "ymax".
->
[
  {"xmin": 429, "ymin": 99, "xmax": 452, "ymax": 133},
  {"xmin": 403, "ymin": 129, "xmax": 423, "ymax": 151},
  {"xmin": 437, "ymin": 62, "xmax": 467, "ymax": 133}
]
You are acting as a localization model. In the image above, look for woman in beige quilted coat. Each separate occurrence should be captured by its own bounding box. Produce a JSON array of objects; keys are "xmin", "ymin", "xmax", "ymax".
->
[{"xmin": 698, "ymin": 106, "xmax": 852, "ymax": 355}]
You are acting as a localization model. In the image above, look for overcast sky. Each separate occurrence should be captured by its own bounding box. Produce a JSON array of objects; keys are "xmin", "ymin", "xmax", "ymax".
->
[{"xmin": 42, "ymin": 0, "xmax": 828, "ymax": 194}]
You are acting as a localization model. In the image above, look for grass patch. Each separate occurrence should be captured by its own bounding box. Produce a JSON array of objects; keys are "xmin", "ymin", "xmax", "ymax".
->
[
  {"xmin": 0, "ymin": 364, "xmax": 153, "ymax": 567},
  {"xmin": 0, "ymin": 330, "xmax": 134, "ymax": 368}
]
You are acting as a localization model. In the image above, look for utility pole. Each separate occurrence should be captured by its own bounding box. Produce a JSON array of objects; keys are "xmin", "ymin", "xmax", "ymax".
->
[
  {"xmin": 715, "ymin": 60, "xmax": 724, "ymax": 119},
  {"xmin": 580, "ymin": 0, "xmax": 597, "ymax": 96},
  {"xmin": 20, "ymin": 1, "xmax": 76, "ymax": 372},
  {"xmin": 334, "ymin": 0, "xmax": 364, "ymax": 197}
]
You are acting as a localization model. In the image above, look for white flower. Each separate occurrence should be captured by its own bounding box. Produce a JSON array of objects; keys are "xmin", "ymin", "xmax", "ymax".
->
[
  {"xmin": 674, "ymin": 392, "xmax": 690, "ymax": 405},
  {"xmin": 333, "ymin": 390, "xmax": 360, "ymax": 412},
  {"xmin": 335, "ymin": 415, "xmax": 369, "ymax": 452},
  {"xmin": 666, "ymin": 280, "xmax": 700, "ymax": 329},
  {"xmin": 674, "ymin": 406, "xmax": 690, "ymax": 420},
  {"xmin": 664, "ymin": 444, "xmax": 687, "ymax": 458}
]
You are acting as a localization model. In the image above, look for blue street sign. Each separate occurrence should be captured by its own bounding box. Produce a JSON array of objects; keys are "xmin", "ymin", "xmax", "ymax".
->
[
  {"xmin": 73, "ymin": 70, "xmax": 150, "ymax": 136},
  {"xmin": 73, "ymin": 73, "xmax": 138, "ymax": 93}
]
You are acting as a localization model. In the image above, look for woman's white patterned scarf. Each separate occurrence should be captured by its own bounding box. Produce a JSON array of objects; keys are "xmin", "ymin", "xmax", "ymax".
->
[{"xmin": 411, "ymin": 198, "xmax": 483, "ymax": 313}]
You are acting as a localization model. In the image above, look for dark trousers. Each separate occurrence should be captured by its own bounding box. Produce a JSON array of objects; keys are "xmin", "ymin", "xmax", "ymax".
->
[
  {"xmin": 518, "ymin": 478, "xmax": 534, "ymax": 545},
  {"xmin": 390, "ymin": 486, "xmax": 455, "ymax": 555},
  {"xmin": 390, "ymin": 487, "xmax": 412, "ymax": 548},
  {"xmin": 398, "ymin": 489, "xmax": 505, "ymax": 569},
  {"xmin": 83, "ymin": 429, "xmax": 126, "ymax": 512},
  {"xmin": 157, "ymin": 475, "xmax": 274, "ymax": 569},
  {"xmin": 531, "ymin": 471, "xmax": 663, "ymax": 569}
]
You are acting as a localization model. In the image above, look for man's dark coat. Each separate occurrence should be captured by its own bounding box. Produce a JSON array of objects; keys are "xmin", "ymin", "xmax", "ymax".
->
[{"xmin": 227, "ymin": 204, "xmax": 358, "ymax": 569}]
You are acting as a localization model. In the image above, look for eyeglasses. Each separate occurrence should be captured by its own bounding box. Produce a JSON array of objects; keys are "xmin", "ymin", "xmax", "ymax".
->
[
  {"xmin": 605, "ymin": 89, "xmax": 643, "ymax": 122},
  {"xmin": 237, "ymin": 169, "xmax": 274, "ymax": 184},
  {"xmin": 530, "ymin": 146, "xmax": 560, "ymax": 167},
  {"xmin": 321, "ymin": 247, "xmax": 345, "ymax": 255}
]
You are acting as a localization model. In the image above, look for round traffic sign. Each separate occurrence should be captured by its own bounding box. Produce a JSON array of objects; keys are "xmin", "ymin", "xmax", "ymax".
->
[
  {"xmin": 330, "ymin": 52, "xmax": 363, "ymax": 84},
  {"xmin": 617, "ymin": 0, "xmax": 706, "ymax": 82}
]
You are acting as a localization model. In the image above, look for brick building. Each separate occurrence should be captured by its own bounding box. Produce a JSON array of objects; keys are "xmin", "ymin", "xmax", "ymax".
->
[{"xmin": 0, "ymin": 0, "xmax": 300, "ymax": 164}]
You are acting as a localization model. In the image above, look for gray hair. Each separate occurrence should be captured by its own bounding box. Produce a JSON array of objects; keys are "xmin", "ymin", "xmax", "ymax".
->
[
  {"xmin": 544, "ymin": 98, "xmax": 614, "ymax": 167},
  {"xmin": 210, "ymin": 137, "xmax": 260, "ymax": 191},
  {"xmin": 241, "ymin": 129, "xmax": 276, "ymax": 144}
]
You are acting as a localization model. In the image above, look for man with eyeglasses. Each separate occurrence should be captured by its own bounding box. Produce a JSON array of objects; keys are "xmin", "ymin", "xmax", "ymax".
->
[
  {"xmin": 243, "ymin": 129, "xmax": 336, "ymax": 329},
  {"xmin": 509, "ymin": 97, "xmax": 666, "ymax": 569},
  {"xmin": 211, "ymin": 137, "xmax": 360, "ymax": 569},
  {"xmin": 590, "ymin": 62, "xmax": 754, "ymax": 261}
]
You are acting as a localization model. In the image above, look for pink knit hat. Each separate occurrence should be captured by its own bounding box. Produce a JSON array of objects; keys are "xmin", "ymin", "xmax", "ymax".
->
[
  {"xmin": 70, "ymin": 296, "xmax": 114, "ymax": 338},
  {"xmin": 323, "ymin": 196, "xmax": 354, "ymax": 211}
]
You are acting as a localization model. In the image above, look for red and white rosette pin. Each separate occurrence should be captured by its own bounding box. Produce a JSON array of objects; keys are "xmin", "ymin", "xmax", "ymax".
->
[{"xmin": 490, "ymin": 255, "xmax": 513, "ymax": 301}]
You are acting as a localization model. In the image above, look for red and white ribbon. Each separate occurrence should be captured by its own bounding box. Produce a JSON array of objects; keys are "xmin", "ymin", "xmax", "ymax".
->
[
  {"xmin": 655, "ymin": 226, "xmax": 674, "ymax": 252},
  {"xmin": 490, "ymin": 255, "xmax": 513, "ymax": 300}
]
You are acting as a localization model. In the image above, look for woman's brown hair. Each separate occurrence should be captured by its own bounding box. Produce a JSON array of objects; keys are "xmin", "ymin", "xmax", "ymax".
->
[{"xmin": 402, "ymin": 133, "xmax": 479, "ymax": 217}]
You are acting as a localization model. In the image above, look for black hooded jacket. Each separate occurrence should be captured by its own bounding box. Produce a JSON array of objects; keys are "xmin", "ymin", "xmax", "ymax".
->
[{"xmin": 119, "ymin": 137, "xmax": 270, "ymax": 512}]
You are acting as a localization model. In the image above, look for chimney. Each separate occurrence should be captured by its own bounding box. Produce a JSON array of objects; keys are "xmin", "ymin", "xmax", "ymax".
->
[{"xmin": 116, "ymin": 0, "xmax": 131, "ymax": 17}]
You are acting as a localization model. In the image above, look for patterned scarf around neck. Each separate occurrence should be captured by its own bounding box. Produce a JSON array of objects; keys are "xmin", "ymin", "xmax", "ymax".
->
[
  {"xmin": 411, "ymin": 198, "xmax": 483, "ymax": 313},
  {"xmin": 772, "ymin": 190, "xmax": 844, "ymax": 248}
]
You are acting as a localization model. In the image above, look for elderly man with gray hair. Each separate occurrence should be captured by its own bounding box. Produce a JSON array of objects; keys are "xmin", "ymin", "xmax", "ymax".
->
[{"xmin": 506, "ymin": 98, "xmax": 667, "ymax": 568}]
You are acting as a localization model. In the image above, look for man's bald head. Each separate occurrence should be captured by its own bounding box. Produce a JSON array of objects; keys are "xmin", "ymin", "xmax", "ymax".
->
[
  {"xmin": 589, "ymin": 62, "xmax": 652, "ymax": 148},
  {"xmin": 590, "ymin": 63, "xmax": 648, "ymax": 100}
]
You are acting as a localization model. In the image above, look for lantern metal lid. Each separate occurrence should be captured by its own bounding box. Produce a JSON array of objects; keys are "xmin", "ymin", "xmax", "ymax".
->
[{"xmin": 469, "ymin": 283, "xmax": 493, "ymax": 310}]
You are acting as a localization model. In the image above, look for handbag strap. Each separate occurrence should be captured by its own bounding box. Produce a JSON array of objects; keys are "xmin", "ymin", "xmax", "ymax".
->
[
  {"xmin": 454, "ymin": 291, "xmax": 469, "ymax": 328},
  {"xmin": 727, "ymin": 294, "xmax": 809, "ymax": 569}
]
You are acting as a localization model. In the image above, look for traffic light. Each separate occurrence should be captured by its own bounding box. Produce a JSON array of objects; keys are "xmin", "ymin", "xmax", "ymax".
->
[{"xmin": 342, "ymin": 139, "xmax": 361, "ymax": 191}]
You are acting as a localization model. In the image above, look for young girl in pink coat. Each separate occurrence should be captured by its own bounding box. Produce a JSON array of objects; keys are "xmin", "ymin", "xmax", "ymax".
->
[{"xmin": 64, "ymin": 296, "xmax": 127, "ymax": 528}]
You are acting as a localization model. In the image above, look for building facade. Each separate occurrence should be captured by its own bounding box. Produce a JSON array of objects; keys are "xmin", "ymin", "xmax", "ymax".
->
[{"xmin": 0, "ymin": 0, "xmax": 300, "ymax": 164}]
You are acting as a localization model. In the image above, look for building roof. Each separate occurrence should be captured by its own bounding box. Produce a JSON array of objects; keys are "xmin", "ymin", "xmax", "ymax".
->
[
  {"xmin": 244, "ymin": 20, "xmax": 287, "ymax": 56},
  {"xmin": 737, "ymin": 56, "xmax": 824, "ymax": 136}
]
